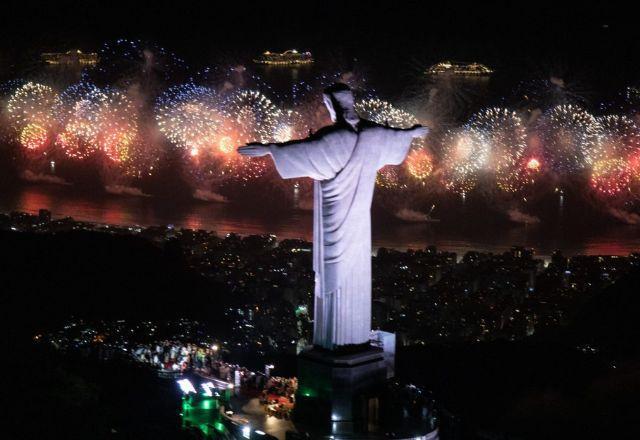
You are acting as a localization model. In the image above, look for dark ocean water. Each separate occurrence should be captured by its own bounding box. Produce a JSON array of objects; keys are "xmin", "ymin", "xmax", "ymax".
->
[{"xmin": 2, "ymin": 184, "xmax": 640, "ymax": 260}]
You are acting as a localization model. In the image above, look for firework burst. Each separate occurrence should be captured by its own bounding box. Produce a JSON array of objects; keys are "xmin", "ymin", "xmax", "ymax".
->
[
  {"xmin": 405, "ymin": 143, "xmax": 434, "ymax": 181},
  {"xmin": 156, "ymin": 84, "xmax": 222, "ymax": 157},
  {"xmin": 468, "ymin": 107, "xmax": 527, "ymax": 192},
  {"xmin": 95, "ymin": 90, "xmax": 138, "ymax": 162},
  {"xmin": 6, "ymin": 82, "xmax": 60, "ymax": 151},
  {"xmin": 223, "ymin": 90, "xmax": 281, "ymax": 144},
  {"xmin": 625, "ymin": 86, "xmax": 640, "ymax": 110},
  {"xmin": 594, "ymin": 115, "xmax": 640, "ymax": 161},
  {"xmin": 441, "ymin": 127, "xmax": 491, "ymax": 194},
  {"xmin": 216, "ymin": 90, "xmax": 282, "ymax": 182},
  {"xmin": 18, "ymin": 123, "xmax": 49, "ymax": 150},
  {"xmin": 520, "ymin": 156, "xmax": 543, "ymax": 186},
  {"xmin": 274, "ymin": 109, "xmax": 310, "ymax": 143},
  {"xmin": 355, "ymin": 98, "xmax": 418, "ymax": 128},
  {"xmin": 591, "ymin": 157, "xmax": 631, "ymax": 196},
  {"xmin": 536, "ymin": 104, "xmax": 601, "ymax": 172},
  {"xmin": 55, "ymin": 83, "xmax": 107, "ymax": 159},
  {"xmin": 376, "ymin": 165, "xmax": 403, "ymax": 189}
]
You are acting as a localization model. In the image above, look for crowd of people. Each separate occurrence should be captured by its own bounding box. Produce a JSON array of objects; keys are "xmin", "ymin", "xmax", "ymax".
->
[
  {"xmin": 132, "ymin": 341, "xmax": 219, "ymax": 373},
  {"xmin": 132, "ymin": 340, "xmax": 296, "ymax": 418},
  {"xmin": 260, "ymin": 377, "xmax": 298, "ymax": 419},
  {"xmin": 131, "ymin": 340, "xmax": 269, "ymax": 389},
  {"xmin": 40, "ymin": 318, "xmax": 300, "ymax": 420}
]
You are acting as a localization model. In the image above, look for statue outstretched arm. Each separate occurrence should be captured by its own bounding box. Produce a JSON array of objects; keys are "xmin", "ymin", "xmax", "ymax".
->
[
  {"xmin": 409, "ymin": 124, "xmax": 430, "ymax": 138},
  {"xmin": 389, "ymin": 124, "xmax": 429, "ymax": 138},
  {"xmin": 238, "ymin": 134, "xmax": 335, "ymax": 180},
  {"xmin": 380, "ymin": 124, "xmax": 430, "ymax": 167},
  {"xmin": 237, "ymin": 142, "xmax": 272, "ymax": 157},
  {"xmin": 237, "ymin": 135, "xmax": 321, "ymax": 157}
]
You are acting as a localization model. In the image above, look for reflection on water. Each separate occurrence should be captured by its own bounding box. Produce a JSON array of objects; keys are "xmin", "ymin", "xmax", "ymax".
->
[{"xmin": 2, "ymin": 184, "xmax": 640, "ymax": 258}]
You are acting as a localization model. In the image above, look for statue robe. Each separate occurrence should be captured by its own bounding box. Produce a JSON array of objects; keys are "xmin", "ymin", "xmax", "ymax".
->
[{"xmin": 269, "ymin": 121, "xmax": 415, "ymax": 349}]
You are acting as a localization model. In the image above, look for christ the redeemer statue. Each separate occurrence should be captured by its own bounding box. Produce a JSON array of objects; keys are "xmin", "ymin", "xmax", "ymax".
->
[{"xmin": 238, "ymin": 83, "xmax": 428, "ymax": 350}]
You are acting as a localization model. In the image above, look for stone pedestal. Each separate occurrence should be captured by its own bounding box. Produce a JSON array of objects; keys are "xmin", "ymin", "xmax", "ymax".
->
[
  {"xmin": 294, "ymin": 346, "xmax": 388, "ymax": 436},
  {"xmin": 278, "ymin": 345, "xmax": 439, "ymax": 439}
]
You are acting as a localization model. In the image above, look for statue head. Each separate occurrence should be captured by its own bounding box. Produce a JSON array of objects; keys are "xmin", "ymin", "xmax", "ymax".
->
[{"xmin": 323, "ymin": 83, "xmax": 360, "ymax": 128}]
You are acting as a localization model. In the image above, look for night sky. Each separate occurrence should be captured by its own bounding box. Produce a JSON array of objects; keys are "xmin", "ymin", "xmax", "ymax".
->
[{"xmin": 1, "ymin": 0, "xmax": 638, "ymax": 91}]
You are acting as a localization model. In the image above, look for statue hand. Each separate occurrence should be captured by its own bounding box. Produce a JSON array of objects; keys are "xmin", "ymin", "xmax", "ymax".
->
[
  {"xmin": 237, "ymin": 143, "xmax": 271, "ymax": 157},
  {"xmin": 410, "ymin": 125, "xmax": 430, "ymax": 138}
]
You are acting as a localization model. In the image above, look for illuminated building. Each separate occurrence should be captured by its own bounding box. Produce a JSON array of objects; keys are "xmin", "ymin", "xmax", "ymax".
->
[
  {"xmin": 41, "ymin": 50, "xmax": 98, "ymax": 65},
  {"xmin": 253, "ymin": 49, "xmax": 313, "ymax": 66},
  {"xmin": 426, "ymin": 60, "xmax": 493, "ymax": 76}
]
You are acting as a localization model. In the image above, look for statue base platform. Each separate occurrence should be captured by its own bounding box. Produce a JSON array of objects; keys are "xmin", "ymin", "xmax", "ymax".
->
[{"xmin": 292, "ymin": 346, "xmax": 438, "ymax": 439}]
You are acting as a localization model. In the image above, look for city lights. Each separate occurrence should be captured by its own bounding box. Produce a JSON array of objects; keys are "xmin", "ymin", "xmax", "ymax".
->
[{"xmin": 177, "ymin": 379, "xmax": 197, "ymax": 394}]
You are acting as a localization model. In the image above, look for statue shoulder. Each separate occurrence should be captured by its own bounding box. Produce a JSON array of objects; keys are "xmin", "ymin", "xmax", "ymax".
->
[
  {"xmin": 313, "ymin": 125, "xmax": 341, "ymax": 138},
  {"xmin": 287, "ymin": 125, "xmax": 342, "ymax": 147},
  {"xmin": 358, "ymin": 119, "xmax": 382, "ymax": 129},
  {"xmin": 358, "ymin": 119, "xmax": 392, "ymax": 135},
  {"xmin": 313, "ymin": 124, "xmax": 358, "ymax": 142}
]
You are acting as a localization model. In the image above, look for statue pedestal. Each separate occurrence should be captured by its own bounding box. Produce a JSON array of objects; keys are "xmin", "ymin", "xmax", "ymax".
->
[
  {"xmin": 276, "ymin": 345, "xmax": 439, "ymax": 439},
  {"xmin": 294, "ymin": 346, "xmax": 388, "ymax": 436}
]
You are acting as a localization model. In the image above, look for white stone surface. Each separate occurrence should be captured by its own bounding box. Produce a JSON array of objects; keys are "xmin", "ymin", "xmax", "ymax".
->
[{"xmin": 238, "ymin": 84, "xmax": 428, "ymax": 349}]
